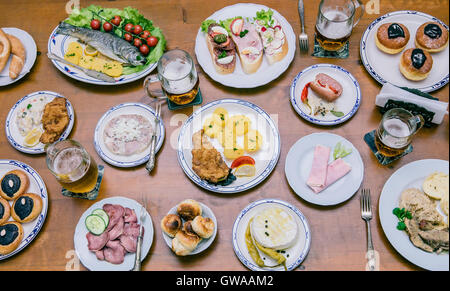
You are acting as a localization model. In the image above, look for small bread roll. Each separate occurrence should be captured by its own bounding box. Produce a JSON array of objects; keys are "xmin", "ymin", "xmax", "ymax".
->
[
  {"xmin": 177, "ymin": 199, "xmax": 202, "ymax": 221},
  {"xmin": 11, "ymin": 193, "xmax": 43, "ymax": 223},
  {"xmin": 0, "ymin": 170, "xmax": 29, "ymax": 201},
  {"xmin": 0, "ymin": 197, "xmax": 11, "ymax": 225},
  {"xmin": 192, "ymin": 216, "xmax": 215, "ymax": 239},
  {"xmin": 182, "ymin": 220, "xmax": 197, "ymax": 236},
  {"xmin": 0, "ymin": 28, "xmax": 11, "ymax": 73},
  {"xmin": 6, "ymin": 34, "xmax": 26, "ymax": 79},
  {"xmin": 415, "ymin": 22, "xmax": 449, "ymax": 53},
  {"xmin": 160, "ymin": 214, "xmax": 182, "ymax": 238},
  {"xmin": 0, "ymin": 222, "xmax": 23, "ymax": 255},
  {"xmin": 171, "ymin": 229, "xmax": 201, "ymax": 256},
  {"xmin": 399, "ymin": 48, "xmax": 433, "ymax": 81}
]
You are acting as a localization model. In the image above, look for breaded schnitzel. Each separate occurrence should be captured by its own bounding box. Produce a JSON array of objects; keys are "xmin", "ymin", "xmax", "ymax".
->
[
  {"xmin": 191, "ymin": 130, "xmax": 230, "ymax": 184},
  {"xmin": 39, "ymin": 97, "xmax": 69, "ymax": 144}
]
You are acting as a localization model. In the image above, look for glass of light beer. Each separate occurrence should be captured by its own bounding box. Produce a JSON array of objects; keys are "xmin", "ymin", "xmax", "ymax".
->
[
  {"xmin": 46, "ymin": 140, "xmax": 99, "ymax": 193},
  {"xmin": 315, "ymin": 0, "xmax": 364, "ymax": 52},
  {"xmin": 144, "ymin": 49, "xmax": 199, "ymax": 105},
  {"xmin": 375, "ymin": 108, "xmax": 425, "ymax": 157}
]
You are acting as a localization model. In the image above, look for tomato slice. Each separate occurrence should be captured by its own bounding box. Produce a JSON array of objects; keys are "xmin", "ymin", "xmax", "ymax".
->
[{"xmin": 231, "ymin": 156, "xmax": 256, "ymax": 169}]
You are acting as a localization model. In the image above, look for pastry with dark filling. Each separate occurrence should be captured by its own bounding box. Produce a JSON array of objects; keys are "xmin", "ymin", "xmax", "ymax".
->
[
  {"xmin": 0, "ymin": 197, "xmax": 11, "ymax": 225},
  {"xmin": 0, "ymin": 170, "xmax": 29, "ymax": 201},
  {"xmin": 0, "ymin": 222, "xmax": 23, "ymax": 255},
  {"xmin": 11, "ymin": 193, "xmax": 42, "ymax": 223},
  {"xmin": 400, "ymin": 48, "xmax": 433, "ymax": 81},
  {"xmin": 376, "ymin": 23, "xmax": 410, "ymax": 54},
  {"xmin": 160, "ymin": 214, "xmax": 182, "ymax": 238},
  {"xmin": 415, "ymin": 22, "xmax": 449, "ymax": 53}
]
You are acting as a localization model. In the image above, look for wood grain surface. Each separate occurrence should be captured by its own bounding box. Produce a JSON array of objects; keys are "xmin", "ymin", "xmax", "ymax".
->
[{"xmin": 0, "ymin": 0, "xmax": 448, "ymax": 271}]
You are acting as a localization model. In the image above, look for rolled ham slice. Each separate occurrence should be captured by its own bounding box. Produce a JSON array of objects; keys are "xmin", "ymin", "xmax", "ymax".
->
[
  {"xmin": 306, "ymin": 145, "xmax": 331, "ymax": 188},
  {"xmin": 309, "ymin": 158, "xmax": 352, "ymax": 193}
]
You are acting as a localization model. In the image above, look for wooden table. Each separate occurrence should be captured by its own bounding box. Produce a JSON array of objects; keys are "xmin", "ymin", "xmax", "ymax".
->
[{"xmin": 0, "ymin": 0, "xmax": 448, "ymax": 271}]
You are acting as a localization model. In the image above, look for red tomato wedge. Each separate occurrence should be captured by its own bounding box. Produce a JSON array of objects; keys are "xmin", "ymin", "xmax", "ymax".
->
[
  {"xmin": 231, "ymin": 156, "xmax": 256, "ymax": 169},
  {"xmin": 230, "ymin": 18, "xmax": 244, "ymax": 36}
]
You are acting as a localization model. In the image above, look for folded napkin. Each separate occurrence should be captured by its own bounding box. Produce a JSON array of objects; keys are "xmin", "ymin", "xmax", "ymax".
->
[{"xmin": 375, "ymin": 83, "xmax": 448, "ymax": 125}]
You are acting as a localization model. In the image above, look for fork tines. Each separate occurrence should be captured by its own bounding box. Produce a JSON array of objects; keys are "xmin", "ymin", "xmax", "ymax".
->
[{"xmin": 360, "ymin": 189, "xmax": 372, "ymax": 218}]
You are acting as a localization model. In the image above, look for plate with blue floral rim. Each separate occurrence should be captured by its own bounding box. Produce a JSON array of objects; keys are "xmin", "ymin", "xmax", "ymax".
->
[
  {"xmin": 360, "ymin": 10, "xmax": 449, "ymax": 93},
  {"xmin": 94, "ymin": 102, "xmax": 165, "ymax": 168},
  {"xmin": 0, "ymin": 159, "xmax": 48, "ymax": 261},
  {"xmin": 290, "ymin": 64, "xmax": 361, "ymax": 126},
  {"xmin": 5, "ymin": 91, "xmax": 75, "ymax": 154},
  {"xmin": 232, "ymin": 198, "xmax": 311, "ymax": 271},
  {"xmin": 47, "ymin": 26, "xmax": 157, "ymax": 85},
  {"xmin": 379, "ymin": 159, "xmax": 449, "ymax": 271},
  {"xmin": 0, "ymin": 28, "xmax": 37, "ymax": 87},
  {"xmin": 177, "ymin": 98, "xmax": 281, "ymax": 194}
]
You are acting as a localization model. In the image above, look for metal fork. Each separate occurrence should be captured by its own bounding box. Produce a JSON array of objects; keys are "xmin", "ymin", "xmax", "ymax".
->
[
  {"xmin": 360, "ymin": 188, "xmax": 376, "ymax": 271},
  {"xmin": 298, "ymin": 0, "xmax": 309, "ymax": 53},
  {"xmin": 131, "ymin": 195, "xmax": 148, "ymax": 271},
  {"xmin": 145, "ymin": 101, "xmax": 162, "ymax": 173}
]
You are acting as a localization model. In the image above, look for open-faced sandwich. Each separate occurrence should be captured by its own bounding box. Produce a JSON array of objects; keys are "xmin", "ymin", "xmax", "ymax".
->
[
  {"xmin": 229, "ymin": 18, "xmax": 263, "ymax": 74},
  {"xmin": 203, "ymin": 22, "xmax": 236, "ymax": 74},
  {"xmin": 254, "ymin": 9, "xmax": 288, "ymax": 65}
]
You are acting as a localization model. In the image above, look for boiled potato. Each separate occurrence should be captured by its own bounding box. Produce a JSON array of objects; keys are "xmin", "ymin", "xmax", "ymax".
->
[
  {"xmin": 79, "ymin": 55, "xmax": 94, "ymax": 70},
  {"xmin": 223, "ymin": 146, "xmax": 245, "ymax": 160},
  {"xmin": 244, "ymin": 129, "xmax": 263, "ymax": 152},
  {"xmin": 228, "ymin": 115, "xmax": 251, "ymax": 136},
  {"xmin": 441, "ymin": 192, "xmax": 449, "ymax": 216},
  {"xmin": 213, "ymin": 107, "xmax": 229, "ymax": 127},
  {"xmin": 102, "ymin": 61, "xmax": 123, "ymax": 77},
  {"xmin": 222, "ymin": 122, "xmax": 238, "ymax": 150},
  {"xmin": 64, "ymin": 41, "xmax": 83, "ymax": 65},
  {"xmin": 203, "ymin": 115, "xmax": 223, "ymax": 138},
  {"xmin": 423, "ymin": 172, "xmax": 449, "ymax": 200},
  {"xmin": 91, "ymin": 57, "xmax": 108, "ymax": 73}
]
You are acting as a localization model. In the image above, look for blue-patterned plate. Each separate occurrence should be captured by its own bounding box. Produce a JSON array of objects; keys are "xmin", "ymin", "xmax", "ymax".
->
[
  {"xmin": 360, "ymin": 11, "xmax": 449, "ymax": 93},
  {"xmin": 290, "ymin": 64, "xmax": 361, "ymax": 126},
  {"xmin": 0, "ymin": 160, "xmax": 48, "ymax": 261},
  {"xmin": 47, "ymin": 25, "xmax": 157, "ymax": 85},
  {"xmin": 94, "ymin": 102, "xmax": 165, "ymax": 168},
  {"xmin": 5, "ymin": 91, "xmax": 75, "ymax": 154},
  {"xmin": 177, "ymin": 99, "xmax": 281, "ymax": 194},
  {"xmin": 232, "ymin": 199, "xmax": 311, "ymax": 271}
]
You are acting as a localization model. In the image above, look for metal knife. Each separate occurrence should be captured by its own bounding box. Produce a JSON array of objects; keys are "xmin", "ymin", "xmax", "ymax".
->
[{"xmin": 47, "ymin": 52, "xmax": 116, "ymax": 83}]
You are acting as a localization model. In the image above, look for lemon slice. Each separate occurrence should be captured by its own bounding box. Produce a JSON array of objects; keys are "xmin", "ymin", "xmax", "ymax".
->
[
  {"xmin": 24, "ymin": 128, "xmax": 43, "ymax": 147},
  {"xmin": 84, "ymin": 46, "xmax": 98, "ymax": 57},
  {"xmin": 233, "ymin": 164, "xmax": 256, "ymax": 177}
]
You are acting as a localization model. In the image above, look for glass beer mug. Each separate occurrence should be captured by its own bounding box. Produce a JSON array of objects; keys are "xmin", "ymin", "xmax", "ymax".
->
[
  {"xmin": 46, "ymin": 140, "xmax": 99, "ymax": 193},
  {"xmin": 144, "ymin": 49, "xmax": 199, "ymax": 105},
  {"xmin": 315, "ymin": 0, "xmax": 364, "ymax": 52},
  {"xmin": 375, "ymin": 108, "xmax": 425, "ymax": 157}
]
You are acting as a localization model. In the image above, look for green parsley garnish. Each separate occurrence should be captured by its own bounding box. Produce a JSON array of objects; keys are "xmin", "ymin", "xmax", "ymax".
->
[
  {"xmin": 218, "ymin": 51, "xmax": 227, "ymax": 59},
  {"xmin": 240, "ymin": 29, "xmax": 249, "ymax": 38},
  {"xmin": 393, "ymin": 207, "xmax": 412, "ymax": 230}
]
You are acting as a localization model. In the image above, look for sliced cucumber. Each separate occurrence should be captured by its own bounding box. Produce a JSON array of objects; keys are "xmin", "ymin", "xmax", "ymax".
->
[
  {"xmin": 91, "ymin": 208, "xmax": 109, "ymax": 228},
  {"xmin": 85, "ymin": 214, "xmax": 106, "ymax": 235}
]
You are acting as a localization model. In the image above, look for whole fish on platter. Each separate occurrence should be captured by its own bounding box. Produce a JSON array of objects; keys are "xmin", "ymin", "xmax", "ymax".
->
[{"xmin": 56, "ymin": 22, "xmax": 146, "ymax": 66}]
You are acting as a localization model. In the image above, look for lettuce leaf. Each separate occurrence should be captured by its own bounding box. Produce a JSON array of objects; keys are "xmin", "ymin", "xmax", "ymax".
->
[
  {"xmin": 201, "ymin": 19, "xmax": 217, "ymax": 33},
  {"xmin": 255, "ymin": 9, "xmax": 275, "ymax": 27}
]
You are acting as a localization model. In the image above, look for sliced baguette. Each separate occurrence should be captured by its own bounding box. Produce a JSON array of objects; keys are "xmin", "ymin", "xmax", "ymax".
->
[{"xmin": 206, "ymin": 36, "xmax": 235, "ymax": 75}]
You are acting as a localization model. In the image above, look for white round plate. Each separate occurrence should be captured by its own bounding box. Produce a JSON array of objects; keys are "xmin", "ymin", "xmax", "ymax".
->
[
  {"xmin": 0, "ymin": 159, "xmax": 48, "ymax": 261},
  {"xmin": 232, "ymin": 198, "xmax": 311, "ymax": 271},
  {"xmin": 379, "ymin": 159, "xmax": 449, "ymax": 271},
  {"xmin": 360, "ymin": 10, "xmax": 449, "ymax": 92},
  {"xmin": 47, "ymin": 25, "xmax": 157, "ymax": 85},
  {"xmin": 290, "ymin": 64, "xmax": 361, "ymax": 126},
  {"xmin": 5, "ymin": 91, "xmax": 75, "ymax": 154},
  {"xmin": 285, "ymin": 133, "xmax": 364, "ymax": 206},
  {"xmin": 195, "ymin": 3, "xmax": 296, "ymax": 88},
  {"xmin": 162, "ymin": 202, "xmax": 217, "ymax": 255},
  {"xmin": 177, "ymin": 98, "xmax": 281, "ymax": 194},
  {"xmin": 94, "ymin": 102, "xmax": 165, "ymax": 168},
  {"xmin": 0, "ymin": 28, "xmax": 37, "ymax": 86},
  {"xmin": 74, "ymin": 196, "xmax": 154, "ymax": 271}
]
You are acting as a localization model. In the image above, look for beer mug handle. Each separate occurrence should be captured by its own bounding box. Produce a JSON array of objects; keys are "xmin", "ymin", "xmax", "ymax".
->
[
  {"xmin": 352, "ymin": 0, "xmax": 365, "ymax": 28},
  {"xmin": 410, "ymin": 114, "xmax": 425, "ymax": 135},
  {"xmin": 143, "ymin": 74, "xmax": 167, "ymax": 100}
]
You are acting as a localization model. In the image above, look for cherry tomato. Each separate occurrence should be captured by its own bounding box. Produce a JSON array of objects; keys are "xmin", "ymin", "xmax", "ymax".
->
[
  {"xmin": 133, "ymin": 38, "xmax": 142, "ymax": 47},
  {"xmin": 103, "ymin": 22, "xmax": 113, "ymax": 32},
  {"xmin": 139, "ymin": 44, "xmax": 150, "ymax": 55},
  {"xmin": 110, "ymin": 15, "xmax": 122, "ymax": 26},
  {"xmin": 146, "ymin": 36, "xmax": 158, "ymax": 47},
  {"xmin": 133, "ymin": 24, "xmax": 143, "ymax": 35},
  {"xmin": 124, "ymin": 33, "xmax": 133, "ymax": 42},
  {"xmin": 124, "ymin": 23, "xmax": 134, "ymax": 32},
  {"xmin": 90, "ymin": 19, "xmax": 101, "ymax": 30},
  {"xmin": 141, "ymin": 30, "xmax": 151, "ymax": 39}
]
